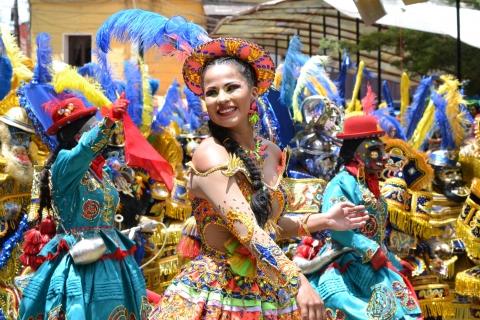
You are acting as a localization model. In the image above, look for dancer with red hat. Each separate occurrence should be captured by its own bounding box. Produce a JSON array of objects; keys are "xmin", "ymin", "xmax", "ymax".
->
[
  {"xmin": 19, "ymin": 94, "xmax": 150, "ymax": 319},
  {"xmin": 304, "ymin": 114, "xmax": 423, "ymax": 320}
]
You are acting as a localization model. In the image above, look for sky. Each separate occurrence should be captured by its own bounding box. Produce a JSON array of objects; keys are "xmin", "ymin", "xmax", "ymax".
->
[{"xmin": 0, "ymin": 0, "xmax": 29, "ymax": 30}]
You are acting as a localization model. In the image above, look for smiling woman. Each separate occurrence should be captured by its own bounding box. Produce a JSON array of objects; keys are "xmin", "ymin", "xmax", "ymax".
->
[{"xmin": 149, "ymin": 38, "xmax": 369, "ymax": 320}]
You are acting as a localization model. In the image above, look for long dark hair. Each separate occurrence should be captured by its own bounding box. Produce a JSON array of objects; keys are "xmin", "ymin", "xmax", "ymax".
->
[
  {"xmin": 334, "ymin": 138, "xmax": 364, "ymax": 173},
  {"xmin": 203, "ymin": 57, "xmax": 271, "ymax": 228},
  {"xmin": 38, "ymin": 115, "xmax": 94, "ymax": 216}
]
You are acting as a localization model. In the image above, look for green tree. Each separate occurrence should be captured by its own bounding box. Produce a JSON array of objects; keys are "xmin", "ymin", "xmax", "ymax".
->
[{"xmin": 356, "ymin": 28, "xmax": 480, "ymax": 96}]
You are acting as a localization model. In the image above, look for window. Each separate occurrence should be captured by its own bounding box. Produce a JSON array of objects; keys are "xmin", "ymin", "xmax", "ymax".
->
[{"xmin": 65, "ymin": 34, "xmax": 91, "ymax": 67}]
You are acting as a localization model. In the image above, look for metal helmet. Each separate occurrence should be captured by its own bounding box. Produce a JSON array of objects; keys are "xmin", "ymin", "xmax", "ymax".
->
[{"xmin": 0, "ymin": 107, "xmax": 35, "ymax": 133}]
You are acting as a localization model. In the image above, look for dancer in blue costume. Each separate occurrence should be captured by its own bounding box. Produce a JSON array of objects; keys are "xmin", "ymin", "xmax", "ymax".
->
[
  {"xmin": 19, "ymin": 95, "xmax": 148, "ymax": 319},
  {"xmin": 307, "ymin": 115, "xmax": 423, "ymax": 320}
]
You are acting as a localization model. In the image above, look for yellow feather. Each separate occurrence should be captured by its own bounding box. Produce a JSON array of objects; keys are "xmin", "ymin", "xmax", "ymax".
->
[
  {"xmin": 140, "ymin": 59, "xmax": 153, "ymax": 136},
  {"xmin": 1, "ymin": 27, "xmax": 32, "ymax": 90},
  {"xmin": 440, "ymin": 75, "xmax": 468, "ymax": 147},
  {"xmin": 409, "ymin": 100, "xmax": 435, "ymax": 149},
  {"xmin": 347, "ymin": 60, "xmax": 364, "ymax": 114},
  {"xmin": 400, "ymin": 72, "xmax": 410, "ymax": 126},
  {"xmin": 53, "ymin": 66, "xmax": 111, "ymax": 107},
  {"xmin": 273, "ymin": 67, "xmax": 282, "ymax": 89}
]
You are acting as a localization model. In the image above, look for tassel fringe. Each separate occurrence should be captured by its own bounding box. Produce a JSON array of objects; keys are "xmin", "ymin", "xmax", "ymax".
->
[
  {"xmin": 456, "ymin": 219, "xmax": 480, "ymax": 260},
  {"xmin": 455, "ymin": 267, "xmax": 480, "ymax": 299},
  {"xmin": 387, "ymin": 205, "xmax": 439, "ymax": 239},
  {"xmin": 419, "ymin": 298, "xmax": 454, "ymax": 318}
]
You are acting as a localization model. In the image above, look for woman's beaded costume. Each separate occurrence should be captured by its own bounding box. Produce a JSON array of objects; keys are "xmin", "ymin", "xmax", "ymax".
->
[{"xmin": 150, "ymin": 151, "xmax": 303, "ymax": 319}]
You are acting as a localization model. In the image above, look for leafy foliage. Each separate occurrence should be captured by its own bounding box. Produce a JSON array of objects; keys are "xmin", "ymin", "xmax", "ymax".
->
[{"xmin": 356, "ymin": 28, "xmax": 480, "ymax": 95}]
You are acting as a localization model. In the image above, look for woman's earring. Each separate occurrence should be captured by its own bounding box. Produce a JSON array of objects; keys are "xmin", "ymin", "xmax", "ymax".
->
[{"xmin": 248, "ymin": 100, "xmax": 259, "ymax": 126}]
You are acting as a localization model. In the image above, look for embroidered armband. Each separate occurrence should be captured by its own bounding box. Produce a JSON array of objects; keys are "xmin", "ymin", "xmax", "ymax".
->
[
  {"xmin": 225, "ymin": 210, "xmax": 254, "ymax": 243},
  {"xmin": 90, "ymin": 118, "xmax": 115, "ymax": 154}
]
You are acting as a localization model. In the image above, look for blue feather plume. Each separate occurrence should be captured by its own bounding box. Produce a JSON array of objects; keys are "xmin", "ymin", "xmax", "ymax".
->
[
  {"xmin": 124, "ymin": 60, "xmax": 143, "ymax": 126},
  {"xmin": 334, "ymin": 50, "xmax": 352, "ymax": 107},
  {"xmin": 169, "ymin": 80, "xmax": 188, "ymax": 128},
  {"xmin": 151, "ymin": 80, "xmax": 184, "ymax": 132},
  {"xmin": 149, "ymin": 78, "xmax": 159, "ymax": 96},
  {"xmin": 372, "ymin": 109, "xmax": 406, "ymax": 140},
  {"xmin": 382, "ymin": 80, "xmax": 395, "ymax": 115},
  {"xmin": 279, "ymin": 36, "xmax": 309, "ymax": 109},
  {"xmin": 431, "ymin": 91, "xmax": 455, "ymax": 150},
  {"xmin": 96, "ymin": 9, "xmax": 210, "ymax": 55},
  {"xmin": 33, "ymin": 32, "xmax": 52, "ymax": 84},
  {"xmin": 0, "ymin": 36, "xmax": 12, "ymax": 100},
  {"xmin": 183, "ymin": 86, "xmax": 203, "ymax": 131},
  {"xmin": 405, "ymin": 76, "xmax": 435, "ymax": 139},
  {"xmin": 95, "ymin": 50, "xmax": 118, "ymax": 102},
  {"xmin": 78, "ymin": 62, "xmax": 100, "ymax": 78}
]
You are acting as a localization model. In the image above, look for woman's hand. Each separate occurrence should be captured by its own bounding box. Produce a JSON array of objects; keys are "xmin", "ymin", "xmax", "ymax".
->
[
  {"xmin": 296, "ymin": 273, "xmax": 326, "ymax": 320},
  {"xmin": 324, "ymin": 202, "xmax": 369, "ymax": 231}
]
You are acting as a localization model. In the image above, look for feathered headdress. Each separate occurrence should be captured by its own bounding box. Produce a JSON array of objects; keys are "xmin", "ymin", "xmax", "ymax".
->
[
  {"xmin": 291, "ymin": 55, "xmax": 341, "ymax": 122},
  {"xmin": 334, "ymin": 50, "xmax": 352, "ymax": 108},
  {"xmin": 431, "ymin": 91, "xmax": 455, "ymax": 150},
  {"xmin": 440, "ymin": 75, "xmax": 470, "ymax": 148},
  {"xmin": 151, "ymin": 80, "xmax": 185, "ymax": 133},
  {"xmin": 0, "ymin": 35, "xmax": 13, "ymax": 100},
  {"xmin": 346, "ymin": 60, "xmax": 365, "ymax": 113},
  {"xmin": 381, "ymin": 80, "xmax": 395, "ymax": 116},
  {"xmin": 183, "ymin": 86, "xmax": 204, "ymax": 132},
  {"xmin": 404, "ymin": 75, "xmax": 434, "ymax": 140},
  {"xmin": 361, "ymin": 82, "xmax": 377, "ymax": 115},
  {"xmin": 0, "ymin": 29, "xmax": 33, "ymax": 114},
  {"xmin": 33, "ymin": 33, "xmax": 52, "ymax": 84},
  {"xmin": 400, "ymin": 72, "xmax": 410, "ymax": 126},
  {"xmin": 96, "ymin": 10, "xmax": 210, "ymax": 59},
  {"xmin": 279, "ymin": 36, "xmax": 309, "ymax": 110},
  {"xmin": 124, "ymin": 59, "xmax": 143, "ymax": 127}
]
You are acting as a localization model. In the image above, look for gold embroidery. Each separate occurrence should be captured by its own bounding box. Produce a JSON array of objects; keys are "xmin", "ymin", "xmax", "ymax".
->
[
  {"xmin": 90, "ymin": 119, "xmax": 114, "ymax": 154},
  {"xmin": 187, "ymin": 152, "xmax": 285, "ymax": 190},
  {"xmin": 225, "ymin": 210, "xmax": 254, "ymax": 243}
]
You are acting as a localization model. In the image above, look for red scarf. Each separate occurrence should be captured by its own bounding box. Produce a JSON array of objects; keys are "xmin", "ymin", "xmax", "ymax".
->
[
  {"xmin": 345, "ymin": 162, "xmax": 380, "ymax": 199},
  {"xmin": 90, "ymin": 155, "xmax": 105, "ymax": 180}
]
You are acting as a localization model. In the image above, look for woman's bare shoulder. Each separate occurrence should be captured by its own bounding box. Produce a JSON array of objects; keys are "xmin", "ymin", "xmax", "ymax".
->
[{"xmin": 191, "ymin": 137, "xmax": 230, "ymax": 172}]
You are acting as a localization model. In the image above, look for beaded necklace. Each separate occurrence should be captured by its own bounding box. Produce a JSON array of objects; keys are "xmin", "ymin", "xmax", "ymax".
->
[{"xmin": 243, "ymin": 137, "xmax": 268, "ymax": 167}]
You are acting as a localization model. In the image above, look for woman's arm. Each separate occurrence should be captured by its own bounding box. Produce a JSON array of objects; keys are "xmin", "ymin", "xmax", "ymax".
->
[
  {"xmin": 192, "ymin": 168, "xmax": 300, "ymax": 286},
  {"xmin": 277, "ymin": 203, "xmax": 368, "ymax": 240}
]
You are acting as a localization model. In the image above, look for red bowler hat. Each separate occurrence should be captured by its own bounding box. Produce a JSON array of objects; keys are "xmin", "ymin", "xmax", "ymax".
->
[
  {"xmin": 336, "ymin": 114, "xmax": 385, "ymax": 140},
  {"xmin": 45, "ymin": 97, "xmax": 97, "ymax": 135}
]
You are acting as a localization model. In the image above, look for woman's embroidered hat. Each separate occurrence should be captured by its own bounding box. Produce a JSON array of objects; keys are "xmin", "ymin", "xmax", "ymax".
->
[
  {"xmin": 182, "ymin": 38, "xmax": 275, "ymax": 96},
  {"xmin": 45, "ymin": 97, "xmax": 97, "ymax": 135},
  {"xmin": 336, "ymin": 114, "xmax": 385, "ymax": 140}
]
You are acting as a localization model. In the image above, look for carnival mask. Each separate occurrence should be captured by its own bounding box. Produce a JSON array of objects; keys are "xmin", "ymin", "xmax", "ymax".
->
[
  {"xmin": 354, "ymin": 139, "xmax": 388, "ymax": 174},
  {"xmin": 432, "ymin": 165, "xmax": 469, "ymax": 202},
  {"xmin": 430, "ymin": 150, "xmax": 469, "ymax": 202}
]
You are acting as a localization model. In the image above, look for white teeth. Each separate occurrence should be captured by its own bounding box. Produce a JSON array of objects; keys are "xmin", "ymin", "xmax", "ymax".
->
[{"xmin": 218, "ymin": 107, "xmax": 235, "ymax": 114}]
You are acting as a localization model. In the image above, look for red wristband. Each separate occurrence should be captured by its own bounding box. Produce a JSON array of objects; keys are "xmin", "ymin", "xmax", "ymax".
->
[{"xmin": 370, "ymin": 249, "xmax": 388, "ymax": 270}]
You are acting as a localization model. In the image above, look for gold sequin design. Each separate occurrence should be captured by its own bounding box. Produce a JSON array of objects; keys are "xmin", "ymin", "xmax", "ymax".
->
[
  {"xmin": 90, "ymin": 119, "xmax": 114, "ymax": 154},
  {"xmin": 102, "ymin": 177, "xmax": 116, "ymax": 224},
  {"xmin": 225, "ymin": 210, "xmax": 254, "ymax": 243},
  {"xmin": 80, "ymin": 172, "xmax": 100, "ymax": 192}
]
